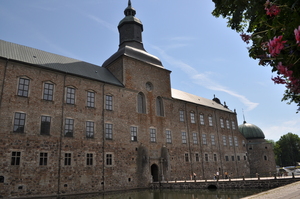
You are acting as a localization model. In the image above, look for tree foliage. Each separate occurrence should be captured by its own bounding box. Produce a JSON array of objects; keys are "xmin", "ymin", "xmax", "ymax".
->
[
  {"xmin": 212, "ymin": 0, "xmax": 300, "ymax": 112},
  {"xmin": 274, "ymin": 132, "xmax": 300, "ymax": 166}
]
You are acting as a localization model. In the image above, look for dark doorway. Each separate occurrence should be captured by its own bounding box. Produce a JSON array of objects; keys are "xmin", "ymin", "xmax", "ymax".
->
[{"xmin": 151, "ymin": 164, "xmax": 159, "ymax": 182}]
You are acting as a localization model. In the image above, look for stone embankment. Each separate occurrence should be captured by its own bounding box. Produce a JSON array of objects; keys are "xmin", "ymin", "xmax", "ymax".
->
[{"xmin": 150, "ymin": 175, "xmax": 300, "ymax": 190}]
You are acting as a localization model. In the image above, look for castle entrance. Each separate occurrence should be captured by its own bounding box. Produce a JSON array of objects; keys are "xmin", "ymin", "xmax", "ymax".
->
[{"xmin": 151, "ymin": 164, "xmax": 159, "ymax": 182}]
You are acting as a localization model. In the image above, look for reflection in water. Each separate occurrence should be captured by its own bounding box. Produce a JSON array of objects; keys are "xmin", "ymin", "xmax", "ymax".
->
[{"xmin": 65, "ymin": 189, "xmax": 266, "ymax": 199}]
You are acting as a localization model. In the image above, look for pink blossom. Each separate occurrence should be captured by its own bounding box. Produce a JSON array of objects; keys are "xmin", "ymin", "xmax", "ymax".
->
[
  {"xmin": 276, "ymin": 62, "xmax": 293, "ymax": 77},
  {"xmin": 265, "ymin": 4, "xmax": 280, "ymax": 16},
  {"xmin": 240, "ymin": 33, "xmax": 251, "ymax": 44},
  {"xmin": 294, "ymin": 26, "xmax": 300, "ymax": 46},
  {"xmin": 271, "ymin": 76, "xmax": 286, "ymax": 84},
  {"xmin": 268, "ymin": 36, "xmax": 286, "ymax": 57}
]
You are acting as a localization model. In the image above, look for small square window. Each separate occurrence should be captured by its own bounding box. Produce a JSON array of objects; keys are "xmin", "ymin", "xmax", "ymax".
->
[
  {"xmin": 39, "ymin": 152, "xmax": 48, "ymax": 166},
  {"xmin": 105, "ymin": 95, "xmax": 113, "ymax": 110},
  {"xmin": 86, "ymin": 121, "xmax": 94, "ymax": 138},
  {"xmin": 179, "ymin": 110, "xmax": 184, "ymax": 122},
  {"xmin": 181, "ymin": 132, "xmax": 187, "ymax": 144},
  {"xmin": 64, "ymin": 153, "xmax": 71, "ymax": 166},
  {"xmin": 17, "ymin": 78, "xmax": 30, "ymax": 97},
  {"xmin": 87, "ymin": 91, "xmax": 95, "ymax": 108},
  {"xmin": 11, "ymin": 151, "xmax": 21, "ymax": 165},
  {"xmin": 166, "ymin": 130, "xmax": 172, "ymax": 143},
  {"xmin": 105, "ymin": 123, "xmax": 113, "ymax": 140},
  {"xmin": 66, "ymin": 87, "xmax": 75, "ymax": 104},
  {"xmin": 64, "ymin": 119, "xmax": 74, "ymax": 137},
  {"xmin": 106, "ymin": 153, "xmax": 113, "ymax": 166},
  {"xmin": 131, "ymin": 126, "xmax": 137, "ymax": 141},
  {"xmin": 86, "ymin": 153, "xmax": 93, "ymax": 166},
  {"xmin": 150, "ymin": 128, "xmax": 156, "ymax": 142},
  {"xmin": 43, "ymin": 82, "xmax": 54, "ymax": 101},
  {"xmin": 41, "ymin": 116, "xmax": 51, "ymax": 135},
  {"xmin": 13, "ymin": 112, "xmax": 26, "ymax": 133}
]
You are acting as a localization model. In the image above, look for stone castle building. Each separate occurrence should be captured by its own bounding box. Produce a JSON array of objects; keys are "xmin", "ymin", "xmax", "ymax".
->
[{"xmin": 0, "ymin": 1, "xmax": 276, "ymax": 198}]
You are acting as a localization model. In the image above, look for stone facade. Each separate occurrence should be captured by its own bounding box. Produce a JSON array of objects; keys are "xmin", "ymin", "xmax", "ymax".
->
[{"xmin": 0, "ymin": 1, "xmax": 274, "ymax": 198}]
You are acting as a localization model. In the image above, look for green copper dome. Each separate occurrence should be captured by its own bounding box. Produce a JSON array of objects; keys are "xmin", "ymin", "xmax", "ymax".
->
[{"xmin": 238, "ymin": 121, "xmax": 265, "ymax": 139}]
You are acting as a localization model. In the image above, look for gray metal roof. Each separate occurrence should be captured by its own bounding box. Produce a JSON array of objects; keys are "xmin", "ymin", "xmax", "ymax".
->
[
  {"xmin": 0, "ymin": 39, "xmax": 123, "ymax": 86},
  {"xmin": 171, "ymin": 88, "xmax": 233, "ymax": 112}
]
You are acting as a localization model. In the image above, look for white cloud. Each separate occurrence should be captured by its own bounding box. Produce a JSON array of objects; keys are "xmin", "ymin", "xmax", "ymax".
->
[
  {"xmin": 263, "ymin": 118, "xmax": 300, "ymax": 141},
  {"xmin": 86, "ymin": 14, "xmax": 116, "ymax": 32},
  {"xmin": 152, "ymin": 45, "xmax": 259, "ymax": 111}
]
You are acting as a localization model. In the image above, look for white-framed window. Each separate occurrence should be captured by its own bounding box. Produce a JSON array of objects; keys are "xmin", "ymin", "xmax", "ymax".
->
[
  {"xmin": 190, "ymin": 112, "xmax": 195, "ymax": 123},
  {"xmin": 220, "ymin": 118, "xmax": 224, "ymax": 128},
  {"xmin": 43, "ymin": 82, "xmax": 54, "ymax": 101},
  {"xmin": 195, "ymin": 153, "xmax": 199, "ymax": 162},
  {"xmin": 130, "ymin": 126, "xmax": 137, "ymax": 141},
  {"xmin": 202, "ymin": 134, "xmax": 207, "ymax": 145},
  {"xmin": 64, "ymin": 153, "xmax": 72, "ymax": 166},
  {"xmin": 156, "ymin": 97, "xmax": 164, "ymax": 116},
  {"xmin": 87, "ymin": 91, "xmax": 95, "ymax": 108},
  {"xmin": 40, "ymin": 115, "xmax": 51, "ymax": 135},
  {"xmin": 105, "ymin": 153, "xmax": 113, "ymax": 166},
  {"xmin": 86, "ymin": 121, "xmax": 94, "ymax": 138},
  {"xmin": 234, "ymin": 136, "xmax": 238, "ymax": 146},
  {"xmin": 225, "ymin": 156, "xmax": 229, "ymax": 161},
  {"xmin": 205, "ymin": 154, "xmax": 208, "ymax": 162},
  {"xmin": 229, "ymin": 136, "xmax": 233, "ymax": 146},
  {"xmin": 214, "ymin": 154, "xmax": 217, "ymax": 161},
  {"xmin": 223, "ymin": 135, "xmax": 227, "ymax": 146},
  {"xmin": 13, "ymin": 112, "xmax": 26, "ymax": 133},
  {"xmin": 105, "ymin": 123, "xmax": 113, "ymax": 140},
  {"xmin": 105, "ymin": 95, "xmax": 113, "ymax": 110},
  {"xmin": 11, "ymin": 151, "xmax": 21, "ymax": 166},
  {"xmin": 185, "ymin": 153, "xmax": 189, "ymax": 162},
  {"xmin": 86, "ymin": 153, "xmax": 93, "ymax": 166},
  {"xmin": 211, "ymin": 135, "xmax": 215, "ymax": 145},
  {"xmin": 179, "ymin": 110, "xmax": 184, "ymax": 122},
  {"xmin": 192, "ymin": 133, "xmax": 198, "ymax": 144},
  {"xmin": 208, "ymin": 116, "xmax": 213, "ymax": 126},
  {"xmin": 200, "ymin": 114, "xmax": 204, "ymax": 125},
  {"xmin": 150, "ymin": 128, "xmax": 156, "ymax": 142},
  {"xmin": 17, "ymin": 77, "xmax": 30, "ymax": 97},
  {"xmin": 226, "ymin": 120, "xmax": 230, "ymax": 129},
  {"xmin": 64, "ymin": 118, "xmax": 74, "ymax": 137},
  {"xmin": 137, "ymin": 92, "xmax": 146, "ymax": 113},
  {"xmin": 39, "ymin": 152, "xmax": 48, "ymax": 166},
  {"xmin": 181, "ymin": 132, "xmax": 187, "ymax": 144},
  {"xmin": 66, "ymin": 87, "xmax": 75, "ymax": 104},
  {"xmin": 166, "ymin": 130, "xmax": 172, "ymax": 143},
  {"xmin": 232, "ymin": 121, "xmax": 236, "ymax": 129}
]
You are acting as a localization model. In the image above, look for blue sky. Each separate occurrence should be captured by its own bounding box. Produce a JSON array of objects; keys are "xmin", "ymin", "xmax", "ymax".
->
[{"xmin": 1, "ymin": 0, "xmax": 299, "ymax": 141}]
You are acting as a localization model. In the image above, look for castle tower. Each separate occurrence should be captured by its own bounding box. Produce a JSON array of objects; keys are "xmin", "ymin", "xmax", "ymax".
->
[{"xmin": 102, "ymin": 0, "xmax": 171, "ymax": 98}]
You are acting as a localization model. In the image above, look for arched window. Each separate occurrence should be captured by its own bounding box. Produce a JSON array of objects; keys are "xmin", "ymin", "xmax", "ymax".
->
[
  {"xmin": 137, "ymin": 92, "xmax": 146, "ymax": 113},
  {"xmin": 156, "ymin": 97, "xmax": 164, "ymax": 116}
]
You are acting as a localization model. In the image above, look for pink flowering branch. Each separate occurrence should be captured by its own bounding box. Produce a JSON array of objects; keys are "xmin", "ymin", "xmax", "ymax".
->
[{"xmin": 268, "ymin": 36, "xmax": 287, "ymax": 57}]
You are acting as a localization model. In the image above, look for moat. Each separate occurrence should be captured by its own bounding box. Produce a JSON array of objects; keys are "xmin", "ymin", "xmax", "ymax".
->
[{"xmin": 63, "ymin": 189, "xmax": 267, "ymax": 199}]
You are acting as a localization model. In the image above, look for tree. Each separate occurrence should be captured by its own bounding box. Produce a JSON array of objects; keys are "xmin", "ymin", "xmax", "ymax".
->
[
  {"xmin": 275, "ymin": 133, "xmax": 300, "ymax": 166},
  {"xmin": 212, "ymin": 0, "xmax": 300, "ymax": 112}
]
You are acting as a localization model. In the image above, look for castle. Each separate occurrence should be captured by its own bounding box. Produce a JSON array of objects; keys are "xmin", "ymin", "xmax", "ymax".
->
[{"xmin": 0, "ymin": 1, "xmax": 276, "ymax": 198}]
